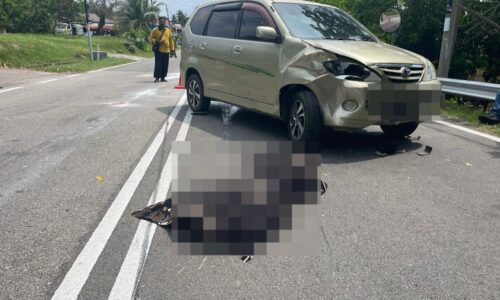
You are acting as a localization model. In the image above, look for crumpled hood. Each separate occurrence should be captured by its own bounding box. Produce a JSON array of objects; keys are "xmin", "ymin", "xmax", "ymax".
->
[{"xmin": 303, "ymin": 40, "xmax": 426, "ymax": 66}]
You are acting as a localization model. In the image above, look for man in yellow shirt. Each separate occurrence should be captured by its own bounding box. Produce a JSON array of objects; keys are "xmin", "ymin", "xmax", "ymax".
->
[{"xmin": 150, "ymin": 17, "xmax": 175, "ymax": 82}]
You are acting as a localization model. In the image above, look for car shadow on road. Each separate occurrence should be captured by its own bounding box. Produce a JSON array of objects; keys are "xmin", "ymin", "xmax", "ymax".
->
[{"xmin": 156, "ymin": 102, "xmax": 424, "ymax": 164}]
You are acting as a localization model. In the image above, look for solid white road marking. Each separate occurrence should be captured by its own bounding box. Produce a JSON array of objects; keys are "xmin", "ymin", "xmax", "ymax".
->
[
  {"xmin": 66, "ymin": 74, "xmax": 82, "ymax": 78},
  {"xmin": 38, "ymin": 79, "xmax": 59, "ymax": 84},
  {"xmin": 109, "ymin": 94, "xmax": 191, "ymax": 300},
  {"xmin": 137, "ymin": 72, "xmax": 180, "ymax": 78},
  {"xmin": 434, "ymin": 120, "xmax": 500, "ymax": 143},
  {"xmin": 88, "ymin": 61, "xmax": 140, "ymax": 73},
  {"xmin": 0, "ymin": 86, "xmax": 23, "ymax": 94},
  {"xmin": 51, "ymin": 94, "xmax": 187, "ymax": 300}
]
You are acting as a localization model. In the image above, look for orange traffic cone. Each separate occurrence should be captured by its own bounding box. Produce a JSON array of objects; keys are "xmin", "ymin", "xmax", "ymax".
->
[{"xmin": 174, "ymin": 76, "xmax": 184, "ymax": 89}]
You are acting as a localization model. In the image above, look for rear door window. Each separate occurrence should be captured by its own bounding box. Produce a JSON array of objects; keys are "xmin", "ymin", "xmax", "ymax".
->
[
  {"xmin": 190, "ymin": 6, "xmax": 213, "ymax": 35},
  {"xmin": 206, "ymin": 10, "xmax": 240, "ymax": 38},
  {"xmin": 239, "ymin": 3, "xmax": 276, "ymax": 41}
]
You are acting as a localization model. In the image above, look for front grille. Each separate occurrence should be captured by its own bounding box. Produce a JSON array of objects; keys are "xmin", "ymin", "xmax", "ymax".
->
[{"xmin": 377, "ymin": 64, "xmax": 425, "ymax": 83}]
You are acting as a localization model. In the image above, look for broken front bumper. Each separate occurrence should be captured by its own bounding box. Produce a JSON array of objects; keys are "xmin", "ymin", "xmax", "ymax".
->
[{"xmin": 309, "ymin": 76, "xmax": 441, "ymax": 129}]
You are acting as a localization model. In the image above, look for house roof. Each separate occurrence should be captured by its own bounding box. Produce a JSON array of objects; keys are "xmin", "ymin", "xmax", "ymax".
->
[{"xmin": 87, "ymin": 13, "xmax": 115, "ymax": 24}]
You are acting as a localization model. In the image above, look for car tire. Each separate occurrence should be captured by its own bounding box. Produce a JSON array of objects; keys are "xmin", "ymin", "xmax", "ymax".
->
[
  {"xmin": 287, "ymin": 90, "xmax": 322, "ymax": 142},
  {"xmin": 381, "ymin": 122, "xmax": 419, "ymax": 139},
  {"xmin": 186, "ymin": 74, "xmax": 210, "ymax": 112}
]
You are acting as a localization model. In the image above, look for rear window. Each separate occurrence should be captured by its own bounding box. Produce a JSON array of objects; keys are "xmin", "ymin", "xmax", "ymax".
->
[
  {"xmin": 190, "ymin": 6, "xmax": 213, "ymax": 35},
  {"xmin": 206, "ymin": 10, "xmax": 240, "ymax": 39}
]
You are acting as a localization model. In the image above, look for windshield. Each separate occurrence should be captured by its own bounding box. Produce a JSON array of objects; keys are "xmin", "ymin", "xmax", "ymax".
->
[{"xmin": 273, "ymin": 3, "xmax": 377, "ymax": 41}]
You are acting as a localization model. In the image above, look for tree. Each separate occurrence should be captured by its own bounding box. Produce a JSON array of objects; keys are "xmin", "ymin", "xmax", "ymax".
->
[
  {"xmin": 172, "ymin": 10, "xmax": 188, "ymax": 26},
  {"xmin": 120, "ymin": 0, "xmax": 161, "ymax": 30},
  {"xmin": 89, "ymin": 0, "xmax": 119, "ymax": 35},
  {"xmin": 52, "ymin": 0, "xmax": 83, "ymax": 33}
]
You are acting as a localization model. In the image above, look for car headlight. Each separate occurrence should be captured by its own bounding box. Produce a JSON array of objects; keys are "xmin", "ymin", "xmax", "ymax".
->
[
  {"xmin": 323, "ymin": 56, "xmax": 380, "ymax": 82},
  {"xmin": 423, "ymin": 59, "xmax": 437, "ymax": 81}
]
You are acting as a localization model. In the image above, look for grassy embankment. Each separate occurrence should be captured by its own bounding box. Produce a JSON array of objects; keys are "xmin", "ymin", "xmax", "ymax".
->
[
  {"xmin": 442, "ymin": 98, "xmax": 500, "ymax": 137},
  {"xmin": 0, "ymin": 33, "xmax": 153, "ymax": 72}
]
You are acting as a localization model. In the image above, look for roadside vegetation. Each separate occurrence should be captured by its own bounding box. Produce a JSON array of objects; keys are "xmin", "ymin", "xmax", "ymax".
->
[
  {"xmin": 442, "ymin": 98, "xmax": 500, "ymax": 136},
  {"xmin": 0, "ymin": 33, "xmax": 152, "ymax": 72}
]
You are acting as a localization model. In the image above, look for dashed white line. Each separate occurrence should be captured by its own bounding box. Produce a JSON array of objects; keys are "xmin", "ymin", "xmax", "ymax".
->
[
  {"xmin": 109, "ymin": 94, "xmax": 191, "ymax": 300},
  {"xmin": 38, "ymin": 79, "xmax": 59, "ymax": 84},
  {"xmin": 0, "ymin": 86, "xmax": 23, "ymax": 94},
  {"xmin": 434, "ymin": 120, "xmax": 500, "ymax": 143},
  {"xmin": 51, "ymin": 94, "xmax": 187, "ymax": 300},
  {"xmin": 88, "ymin": 61, "xmax": 141, "ymax": 73}
]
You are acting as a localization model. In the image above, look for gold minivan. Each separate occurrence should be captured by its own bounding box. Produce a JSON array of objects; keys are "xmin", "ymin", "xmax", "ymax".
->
[{"xmin": 180, "ymin": 0, "xmax": 441, "ymax": 141}]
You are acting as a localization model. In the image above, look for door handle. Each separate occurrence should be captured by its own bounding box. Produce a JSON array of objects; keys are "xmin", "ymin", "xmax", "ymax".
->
[
  {"xmin": 200, "ymin": 42, "xmax": 207, "ymax": 50},
  {"xmin": 233, "ymin": 45, "xmax": 242, "ymax": 54}
]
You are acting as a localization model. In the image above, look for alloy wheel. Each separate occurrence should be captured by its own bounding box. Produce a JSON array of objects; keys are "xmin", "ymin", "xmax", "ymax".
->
[
  {"xmin": 188, "ymin": 80, "xmax": 200, "ymax": 107},
  {"xmin": 289, "ymin": 100, "xmax": 305, "ymax": 140}
]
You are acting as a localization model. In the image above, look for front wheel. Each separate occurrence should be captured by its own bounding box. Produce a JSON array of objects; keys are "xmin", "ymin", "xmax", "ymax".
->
[
  {"xmin": 186, "ymin": 74, "xmax": 210, "ymax": 112},
  {"xmin": 381, "ymin": 122, "xmax": 419, "ymax": 139},
  {"xmin": 287, "ymin": 90, "xmax": 322, "ymax": 142}
]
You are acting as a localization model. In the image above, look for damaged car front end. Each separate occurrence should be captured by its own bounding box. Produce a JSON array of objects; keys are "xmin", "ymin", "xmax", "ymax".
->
[{"xmin": 273, "ymin": 1, "xmax": 441, "ymax": 137}]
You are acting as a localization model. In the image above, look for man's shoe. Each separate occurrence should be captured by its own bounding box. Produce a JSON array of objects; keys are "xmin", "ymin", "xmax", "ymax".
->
[
  {"xmin": 154, "ymin": 78, "xmax": 159, "ymax": 83},
  {"xmin": 161, "ymin": 78, "xmax": 167, "ymax": 82},
  {"xmin": 478, "ymin": 114, "xmax": 500, "ymax": 125}
]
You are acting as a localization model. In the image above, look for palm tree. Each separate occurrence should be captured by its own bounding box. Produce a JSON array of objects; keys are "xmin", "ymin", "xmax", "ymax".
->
[{"xmin": 123, "ymin": 0, "xmax": 161, "ymax": 30}]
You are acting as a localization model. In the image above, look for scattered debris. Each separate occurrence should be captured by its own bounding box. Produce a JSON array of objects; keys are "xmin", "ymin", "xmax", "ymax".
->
[
  {"xmin": 320, "ymin": 180, "xmax": 328, "ymax": 196},
  {"xmin": 465, "ymin": 162, "xmax": 473, "ymax": 166},
  {"xmin": 406, "ymin": 135, "xmax": 421, "ymax": 141},
  {"xmin": 95, "ymin": 175, "xmax": 105, "ymax": 182},
  {"xmin": 241, "ymin": 255, "xmax": 253, "ymax": 263},
  {"xmin": 375, "ymin": 142, "xmax": 398, "ymax": 157},
  {"xmin": 417, "ymin": 146, "xmax": 433, "ymax": 156},
  {"xmin": 132, "ymin": 200, "xmax": 173, "ymax": 226}
]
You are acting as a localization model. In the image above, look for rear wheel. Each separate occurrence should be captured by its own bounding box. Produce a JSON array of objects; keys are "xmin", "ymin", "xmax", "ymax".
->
[
  {"xmin": 287, "ymin": 90, "xmax": 322, "ymax": 142},
  {"xmin": 186, "ymin": 74, "xmax": 210, "ymax": 112},
  {"xmin": 381, "ymin": 122, "xmax": 419, "ymax": 139}
]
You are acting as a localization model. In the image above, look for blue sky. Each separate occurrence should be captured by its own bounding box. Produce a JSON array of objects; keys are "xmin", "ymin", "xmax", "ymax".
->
[{"xmin": 161, "ymin": 0, "xmax": 213, "ymax": 17}]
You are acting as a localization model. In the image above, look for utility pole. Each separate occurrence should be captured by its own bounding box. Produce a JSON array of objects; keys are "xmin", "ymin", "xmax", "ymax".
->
[
  {"xmin": 84, "ymin": 0, "xmax": 94, "ymax": 62},
  {"xmin": 437, "ymin": 0, "xmax": 462, "ymax": 78}
]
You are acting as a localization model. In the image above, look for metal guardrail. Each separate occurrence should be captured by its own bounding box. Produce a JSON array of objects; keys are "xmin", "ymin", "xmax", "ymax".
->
[{"xmin": 439, "ymin": 77, "xmax": 500, "ymax": 101}]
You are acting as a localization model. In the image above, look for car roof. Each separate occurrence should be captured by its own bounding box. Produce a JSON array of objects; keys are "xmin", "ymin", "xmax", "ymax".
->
[{"xmin": 196, "ymin": 0, "xmax": 335, "ymax": 10}]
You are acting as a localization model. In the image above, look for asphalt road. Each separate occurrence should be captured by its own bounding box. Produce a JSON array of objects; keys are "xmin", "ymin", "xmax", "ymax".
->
[{"xmin": 0, "ymin": 58, "xmax": 499, "ymax": 299}]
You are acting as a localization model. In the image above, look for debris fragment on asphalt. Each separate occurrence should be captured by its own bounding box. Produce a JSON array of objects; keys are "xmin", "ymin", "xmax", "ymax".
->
[
  {"xmin": 132, "ymin": 199, "xmax": 173, "ymax": 226},
  {"xmin": 417, "ymin": 146, "xmax": 433, "ymax": 156},
  {"xmin": 406, "ymin": 135, "xmax": 421, "ymax": 141},
  {"xmin": 465, "ymin": 162, "xmax": 472, "ymax": 166},
  {"xmin": 375, "ymin": 142, "xmax": 398, "ymax": 156},
  {"xmin": 320, "ymin": 179, "xmax": 328, "ymax": 196},
  {"xmin": 95, "ymin": 175, "xmax": 105, "ymax": 182},
  {"xmin": 241, "ymin": 256, "xmax": 253, "ymax": 263}
]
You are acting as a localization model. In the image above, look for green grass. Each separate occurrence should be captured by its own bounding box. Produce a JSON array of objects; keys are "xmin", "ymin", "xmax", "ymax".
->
[
  {"xmin": 0, "ymin": 33, "xmax": 153, "ymax": 72},
  {"xmin": 442, "ymin": 98, "xmax": 500, "ymax": 136}
]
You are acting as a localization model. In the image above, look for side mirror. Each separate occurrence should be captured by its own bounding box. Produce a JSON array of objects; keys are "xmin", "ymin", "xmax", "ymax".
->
[
  {"xmin": 256, "ymin": 26, "xmax": 278, "ymax": 41},
  {"xmin": 379, "ymin": 9, "xmax": 401, "ymax": 33}
]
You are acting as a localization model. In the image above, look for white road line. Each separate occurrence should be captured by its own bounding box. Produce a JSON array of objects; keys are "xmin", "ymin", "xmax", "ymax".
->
[
  {"xmin": 38, "ymin": 79, "xmax": 59, "ymax": 84},
  {"xmin": 66, "ymin": 74, "xmax": 82, "ymax": 78},
  {"xmin": 434, "ymin": 120, "xmax": 500, "ymax": 143},
  {"xmin": 51, "ymin": 94, "xmax": 187, "ymax": 300},
  {"xmin": 88, "ymin": 61, "xmax": 140, "ymax": 73},
  {"xmin": 0, "ymin": 86, "xmax": 23, "ymax": 94},
  {"xmin": 109, "ymin": 95, "xmax": 192, "ymax": 300},
  {"xmin": 137, "ymin": 72, "xmax": 180, "ymax": 78}
]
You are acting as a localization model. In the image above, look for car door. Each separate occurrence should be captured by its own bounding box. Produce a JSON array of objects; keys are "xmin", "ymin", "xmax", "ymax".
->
[
  {"xmin": 229, "ymin": 2, "xmax": 282, "ymax": 105},
  {"xmin": 199, "ymin": 3, "xmax": 242, "ymax": 95}
]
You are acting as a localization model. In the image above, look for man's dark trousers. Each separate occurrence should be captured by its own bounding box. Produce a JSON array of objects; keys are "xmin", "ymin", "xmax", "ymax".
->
[{"xmin": 154, "ymin": 52, "xmax": 170, "ymax": 80}]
